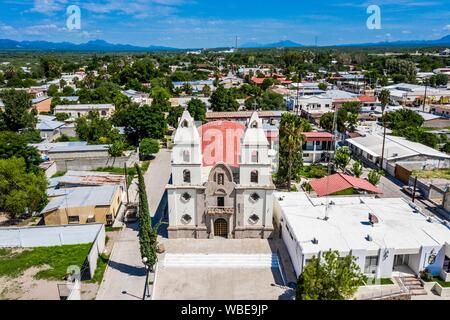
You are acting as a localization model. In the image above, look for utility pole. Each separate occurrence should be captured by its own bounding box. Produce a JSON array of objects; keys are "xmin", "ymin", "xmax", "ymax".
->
[
  {"xmin": 423, "ymin": 79, "xmax": 428, "ymax": 112},
  {"xmin": 412, "ymin": 176, "xmax": 418, "ymax": 203},
  {"xmin": 124, "ymin": 163, "xmax": 130, "ymax": 205}
]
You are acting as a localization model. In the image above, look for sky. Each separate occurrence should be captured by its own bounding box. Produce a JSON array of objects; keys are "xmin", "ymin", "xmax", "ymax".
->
[{"xmin": 0, "ymin": 0, "xmax": 449, "ymax": 48}]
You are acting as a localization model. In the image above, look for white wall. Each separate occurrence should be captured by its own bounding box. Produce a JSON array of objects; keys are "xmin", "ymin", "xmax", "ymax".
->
[{"xmin": 0, "ymin": 224, "xmax": 104, "ymax": 248}]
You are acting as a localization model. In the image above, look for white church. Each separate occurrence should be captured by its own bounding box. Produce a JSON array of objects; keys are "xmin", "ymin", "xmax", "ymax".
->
[{"xmin": 166, "ymin": 111, "xmax": 275, "ymax": 239}]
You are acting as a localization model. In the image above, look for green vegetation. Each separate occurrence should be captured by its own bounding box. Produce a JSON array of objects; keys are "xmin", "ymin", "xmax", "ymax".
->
[
  {"xmin": 51, "ymin": 171, "xmax": 66, "ymax": 178},
  {"xmin": 368, "ymin": 170, "xmax": 383, "ymax": 186},
  {"xmin": 136, "ymin": 164, "xmax": 164, "ymax": 269},
  {"xmin": 412, "ymin": 169, "xmax": 450, "ymax": 180},
  {"xmin": 296, "ymin": 250, "xmax": 365, "ymax": 300},
  {"xmin": 0, "ymin": 157, "xmax": 48, "ymax": 219},
  {"xmin": 278, "ymin": 113, "xmax": 312, "ymax": 191},
  {"xmin": 299, "ymin": 165, "xmax": 329, "ymax": 179},
  {"xmin": 88, "ymin": 254, "xmax": 110, "ymax": 284},
  {"xmin": 334, "ymin": 147, "xmax": 352, "ymax": 172},
  {"xmin": 332, "ymin": 188, "xmax": 358, "ymax": 196},
  {"xmin": 363, "ymin": 277, "xmax": 395, "ymax": 286},
  {"xmin": 0, "ymin": 244, "xmax": 91, "ymax": 280},
  {"xmin": 139, "ymin": 138, "xmax": 160, "ymax": 159}
]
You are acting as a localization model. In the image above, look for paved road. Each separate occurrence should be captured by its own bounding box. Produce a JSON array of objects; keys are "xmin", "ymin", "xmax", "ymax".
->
[
  {"xmin": 356, "ymin": 161, "xmax": 448, "ymax": 221},
  {"xmin": 96, "ymin": 150, "xmax": 172, "ymax": 300}
]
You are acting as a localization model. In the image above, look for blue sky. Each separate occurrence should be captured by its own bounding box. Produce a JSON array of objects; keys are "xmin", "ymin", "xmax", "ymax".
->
[{"xmin": 0, "ymin": 0, "xmax": 449, "ymax": 48}]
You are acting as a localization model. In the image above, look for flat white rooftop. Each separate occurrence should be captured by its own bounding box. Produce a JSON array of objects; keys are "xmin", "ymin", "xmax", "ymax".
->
[{"xmin": 276, "ymin": 192, "xmax": 450, "ymax": 256}]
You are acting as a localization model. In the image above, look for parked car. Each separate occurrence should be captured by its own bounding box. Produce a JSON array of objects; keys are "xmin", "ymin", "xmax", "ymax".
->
[{"xmin": 402, "ymin": 186, "xmax": 423, "ymax": 199}]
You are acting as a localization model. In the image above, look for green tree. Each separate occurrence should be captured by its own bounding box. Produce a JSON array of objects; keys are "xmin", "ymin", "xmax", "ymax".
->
[
  {"xmin": 75, "ymin": 111, "xmax": 113, "ymax": 144},
  {"xmin": 352, "ymin": 160, "xmax": 363, "ymax": 178},
  {"xmin": 296, "ymin": 250, "xmax": 365, "ymax": 300},
  {"xmin": 0, "ymin": 157, "xmax": 48, "ymax": 219},
  {"xmin": 140, "ymin": 138, "xmax": 160, "ymax": 158},
  {"xmin": 278, "ymin": 113, "xmax": 312, "ymax": 191},
  {"xmin": 202, "ymin": 85, "xmax": 211, "ymax": 97},
  {"xmin": 210, "ymin": 85, "xmax": 239, "ymax": 112},
  {"xmin": 368, "ymin": 170, "xmax": 383, "ymax": 186},
  {"xmin": 151, "ymin": 87, "xmax": 171, "ymax": 111},
  {"xmin": 334, "ymin": 147, "xmax": 351, "ymax": 172},
  {"xmin": 378, "ymin": 89, "xmax": 390, "ymax": 110},
  {"xmin": 40, "ymin": 56, "xmax": 62, "ymax": 79},
  {"xmin": 167, "ymin": 106, "xmax": 185, "ymax": 128},
  {"xmin": 47, "ymin": 84, "xmax": 59, "ymax": 97},
  {"xmin": 1, "ymin": 89, "xmax": 36, "ymax": 132},
  {"xmin": 320, "ymin": 112, "xmax": 334, "ymax": 132},
  {"xmin": 318, "ymin": 83, "xmax": 328, "ymax": 91},
  {"xmin": 108, "ymin": 139, "xmax": 125, "ymax": 157},
  {"xmin": 55, "ymin": 113, "xmax": 70, "ymax": 122},
  {"xmin": 187, "ymin": 98, "xmax": 207, "ymax": 123},
  {"xmin": 123, "ymin": 105, "xmax": 168, "ymax": 145},
  {"xmin": 0, "ymin": 131, "xmax": 41, "ymax": 170},
  {"xmin": 136, "ymin": 164, "xmax": 164, "ymax": 270}
]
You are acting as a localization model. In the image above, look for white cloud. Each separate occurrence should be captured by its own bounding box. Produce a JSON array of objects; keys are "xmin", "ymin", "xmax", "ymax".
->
[{"xmin": 444, "ymin": 25, "xmax": 450, "ymax": 31}]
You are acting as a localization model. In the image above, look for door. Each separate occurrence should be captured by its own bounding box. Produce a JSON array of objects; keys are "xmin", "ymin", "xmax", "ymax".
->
[
  {"xmin": 394, "ymin": 255, "xmax": 409, "ymax": 267},
  {"xmin": 214, "ymin": 218, "xmax": 228, "ymax": 238}
]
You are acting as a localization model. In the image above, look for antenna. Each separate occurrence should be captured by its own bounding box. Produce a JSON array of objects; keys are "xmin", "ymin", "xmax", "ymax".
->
[{"xmin": 235, "ymin": 36, "xmax": 238, "ymax": 50}]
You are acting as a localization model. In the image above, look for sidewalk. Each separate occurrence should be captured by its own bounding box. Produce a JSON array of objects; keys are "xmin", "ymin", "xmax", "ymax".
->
[{"xmin": 96, "ymin": 150, "xmax": 172, "ymax": 300}]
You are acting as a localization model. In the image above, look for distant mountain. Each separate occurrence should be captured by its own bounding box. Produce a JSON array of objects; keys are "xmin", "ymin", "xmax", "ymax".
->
[
  {"xmin": 0, "ymin": 35, "xmax": 448, "ymax": 52},
  {"xmin": 0, "ymin": 39, "xmax": 181, "ymax": 52},
  {"xmin": 336, "ymin": 35, "xmax": 450, "ymax": 47},
  {"xmin": 241, "ymin": 40, "xmax": 303, "ymax": 49}
]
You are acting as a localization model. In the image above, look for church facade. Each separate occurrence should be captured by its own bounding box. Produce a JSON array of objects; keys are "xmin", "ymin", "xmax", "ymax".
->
[{"xmin": 166, "ymin": 111, "xmax": 275, "ymax": 239}]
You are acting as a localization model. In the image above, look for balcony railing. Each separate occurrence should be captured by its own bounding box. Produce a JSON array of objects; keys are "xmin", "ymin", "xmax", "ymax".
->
[{"xmin": 206, "ymin": 206, "xmax": 235, "ymax": 215}]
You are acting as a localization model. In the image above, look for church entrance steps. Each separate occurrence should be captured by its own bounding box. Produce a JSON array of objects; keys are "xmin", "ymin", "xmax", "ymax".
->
[{"xmin": 163, "ymin": 253, "xmax": 280, "ymax": 268}]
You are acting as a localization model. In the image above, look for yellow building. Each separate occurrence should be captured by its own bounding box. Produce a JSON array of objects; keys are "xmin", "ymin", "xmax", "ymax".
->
[{"xmin": 42, "ymin": 185, "xmax": 123, "ymax": 226}]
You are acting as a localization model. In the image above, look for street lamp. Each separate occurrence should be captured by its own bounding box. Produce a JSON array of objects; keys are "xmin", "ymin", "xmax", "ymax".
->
[{"xmin": 142, "ymin": 257, "xmax": 152, "ymax": 300}]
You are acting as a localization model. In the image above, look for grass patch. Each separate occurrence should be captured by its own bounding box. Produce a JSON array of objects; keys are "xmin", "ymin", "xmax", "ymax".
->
[
  {"xmin": 422, "ymin": 276, "xmax": 450, "ymax": 287},
  {"xmin": 299, "ymin": 165, "xmax": 330, "ymax": 179},
  {"xmin": 412, "ymin": 169, "xmax": 450, "ymax": 180},
  {"xmin": 87, "ymin": 254, "xmax": 110, "ymax": 284},
  {"xmin": 105, "ymin": 226, "xmax": 122, "ymax": 232},
  {"xmin": 331, "ymin": 188, "xmax": 358, "ymax": 196},
  {"xmin": 0, "ymin": 244, "xmax": 91, "ymax": 280},
  {"xmin": 141, "ymin": 161, "xmax": 151, "ymax": 173},
  {"xmin": 363, "ymin": 277, "xmax": 394, "ymax": 285},
  {"xmin": 51, "ymin": 171, "xmax": 66, "ymax": 178}
]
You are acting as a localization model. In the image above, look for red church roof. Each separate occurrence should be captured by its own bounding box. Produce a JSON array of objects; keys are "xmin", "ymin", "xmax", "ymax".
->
[
  {"xmin": 198, "ymin": 121, "xmax": 245, "ymax": 168},
  {"xmin": 309, "ymin": 173, "xmax": 382, "ymax": 197}
]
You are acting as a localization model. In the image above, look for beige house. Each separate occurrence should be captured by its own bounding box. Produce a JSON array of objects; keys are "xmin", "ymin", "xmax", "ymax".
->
[
  {"xmin": 54, "ymin": 104, "xmax": 115, "ymax": 119},
  {"xmin": 42, "ymin": 185, "xmax": 122, "ymax": 226}
]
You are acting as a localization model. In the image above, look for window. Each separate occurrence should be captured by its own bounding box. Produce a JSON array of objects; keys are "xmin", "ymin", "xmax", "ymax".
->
[
  {"xmin": 101, "ymin": 110, "xmax": 107, "ymax": 116},
  {"xmin": 251, "ymin": 170, "xmax": 259, "ymax": 184},
  {"xmin": 364, "ymin": 256, "xmax": 379, "ymax": 274},
  {"xmin": 181, "ymin": 214, "xmax": 192, "ymax": 224},
  {"xmin": 251, "ymin": 150, "xmax": 259, "ymax": 163},
  {"xmin": 217, "ymin": 173, "xmax": 225, "ymax": 185},
  {"xmin": 183, "ymin": 150, "xmax": 190, "ymax": 162},
  {"xmin": 217, "ymin": 197, "xmax": 225, "ymax": 207},
  {"xmin": 181, "ymin": 192, "xmax": 191, "ymax": 201},
  {"xmin": 249, "ymin": 214, "xmax": 260, "ymax": 224},
  {"xmin": 183, "ymin": 170, "xmax": 191, "ymax": 183},
  {"xmin": 251, "ymin": 121, "xmax": 258, "ymax": 128},
  {"xmin": 250, "ymin": 193, "xmax": 260, "ymax": 201},
  {"xmin": 181, "ymin": 120, "xmax": 189, "ymax": 128},
  {"xmin": 68, "ymin": 216, "xmax": 80, "ymax": 224}
]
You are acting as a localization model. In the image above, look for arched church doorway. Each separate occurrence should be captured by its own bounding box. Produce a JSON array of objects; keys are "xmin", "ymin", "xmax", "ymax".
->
[{"xmin": 214, "ymin": 218, "xmax": 228, "ymax": 238}]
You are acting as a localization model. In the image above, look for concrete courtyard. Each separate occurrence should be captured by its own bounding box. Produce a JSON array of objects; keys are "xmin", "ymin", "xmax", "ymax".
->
[{"xmin": 152, "ymin": 238, "xmax": 296, "ymax": 300}]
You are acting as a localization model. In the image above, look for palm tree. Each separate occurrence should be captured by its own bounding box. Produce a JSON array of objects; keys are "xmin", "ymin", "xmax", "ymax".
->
[{"xmin": 279, "ymin": 113, "xmax": 308, "ymax": 191}]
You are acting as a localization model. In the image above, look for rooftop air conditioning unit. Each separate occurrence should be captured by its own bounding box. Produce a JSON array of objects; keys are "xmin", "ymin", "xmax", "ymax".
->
[
  {"xmin": 366, "ymin": 235, "xmax": 373, "ymax": 242},
  {"xmin": 312, "ymin": 238, "xmax": 319, "ymax": 245}
]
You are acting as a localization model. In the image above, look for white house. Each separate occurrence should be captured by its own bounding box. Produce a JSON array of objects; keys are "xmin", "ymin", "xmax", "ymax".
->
[
  {"xmin": 274, "ymin": 192, "xmax": 450, "ymax": 280},
  {"xmin": 54, "ymin": 104, "xmax": 115, "ymax": 119}
]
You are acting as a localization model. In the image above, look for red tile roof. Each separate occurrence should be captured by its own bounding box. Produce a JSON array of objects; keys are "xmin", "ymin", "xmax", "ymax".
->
[
  {"xmin": 309, "ymin": 173, "xmax": 382, "ymax": 197},
  {"xmin": 198, "ymin": 121, "xmax": 245, "ymax": 168},
  {"xmin": 302, "ymin": 132, "xmax": 334, "ymax": 142},
  {"xmin": 358, "ymin": 96, "xmax": 377, "ymax": 103}
]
